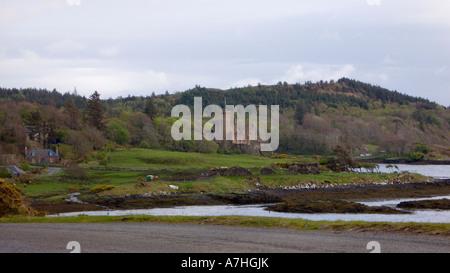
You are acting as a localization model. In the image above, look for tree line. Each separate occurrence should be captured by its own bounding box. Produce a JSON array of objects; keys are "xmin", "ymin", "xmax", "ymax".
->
[{"xmin": 0, "ymin": 78, "xmax": 449, "ymax": 160}]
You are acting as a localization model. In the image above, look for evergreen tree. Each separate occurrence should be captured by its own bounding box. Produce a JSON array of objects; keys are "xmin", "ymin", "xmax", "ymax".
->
[
  {"xmin": 144, "ymin": 97, "xmax": 157, "ymax": 120},
  {"xmin": 86, "ymin": 91, "xmax": 106, "ymax": 132}
]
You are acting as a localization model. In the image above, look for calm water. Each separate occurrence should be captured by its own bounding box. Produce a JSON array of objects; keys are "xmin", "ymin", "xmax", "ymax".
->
[
  {"xmin": 50, "ymin": 164, "xmax": 450, "ymax": 223},
  {"xmin": 367, "ymin": 163, "xmax": 450, "ymax": 179},
  {"xmin": 51, "ymin": 195, "xmax": 450, "ymax": 223}
]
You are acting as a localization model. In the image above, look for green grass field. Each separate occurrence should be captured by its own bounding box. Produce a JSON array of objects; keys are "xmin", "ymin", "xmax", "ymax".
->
[
  {"xmin": 90, "ymin": 148, "xmax": 314, "ymax": 169},
  {"xmin": 18, "ymin": 163, "xmax": 430, "ymax": 205},
  {"xmin": 1, "ymin": 214, "xmax": 448, "ymax": 236},
  {"xmin": 14, "ymin": 148, "xmax": 433, "ymax": 203}
]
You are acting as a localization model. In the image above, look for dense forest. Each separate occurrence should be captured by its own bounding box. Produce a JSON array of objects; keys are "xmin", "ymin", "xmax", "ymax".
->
[{"xmin": 1, "ymin": 78, "xmax": 449, "ymax": 162}]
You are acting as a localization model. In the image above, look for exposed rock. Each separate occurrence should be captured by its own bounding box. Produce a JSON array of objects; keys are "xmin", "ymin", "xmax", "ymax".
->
[
  {"xmin": 266, "ymin": 200, "xmax": 410, "ymax": 214},
  {"xmin": 260, "ymin": 167, "xmax": 276, "ymax": 175},
  {"xmin": 210, "ymin": 166, "xmax": 252, "ymax": 176},
  {"xmin": 287, "ymin": 163, "xmax": 320, "ymax": 175},
  {"xmin": 397, "ymin": 198, "xmax": 450, "ymax": 210}
]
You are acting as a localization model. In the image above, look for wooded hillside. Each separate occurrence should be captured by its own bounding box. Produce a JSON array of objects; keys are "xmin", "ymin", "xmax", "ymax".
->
[{"xmin": 1, "ymin": 78, "xmax": 449, "ymax": 161}]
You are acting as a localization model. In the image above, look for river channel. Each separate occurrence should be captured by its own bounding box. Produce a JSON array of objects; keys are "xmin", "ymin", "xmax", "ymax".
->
[{"xmin": 50, "ymin": 164, "xmax": 450, "ymax": 223}]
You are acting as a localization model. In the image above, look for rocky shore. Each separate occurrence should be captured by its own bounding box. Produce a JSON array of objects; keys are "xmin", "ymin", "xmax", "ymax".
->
[
  {"xmin": 31, "ymin": 179, "xmax": 450, "ymax": 215},
  {"xmin": 265, "ymin": 200, "xmax": 410, "ymax": 214},
  {"xmin": 397, "ymin": 198, "xmax": 450, "ymax": 210}
]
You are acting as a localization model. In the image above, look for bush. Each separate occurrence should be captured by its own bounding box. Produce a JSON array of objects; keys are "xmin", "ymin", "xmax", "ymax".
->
[
  {"xmin": 15, "ymin": 174, "xmax": 34, "ymax": 184},
  {"xmin": 31, "ymin": 168, "xmax": 42, "ymax": 175},
  {"xmin": 273, "ymin": 162, "xmax": 291, "ymax": 168},
  {"xmin": 68, "ymin": 186, "xmax": 79, "ymax": 192},
  {"xmin": 271, "ymin": 154, "xmax": 289, "ymax": 159},
  {"xmin": 95, "ymin": 151, "xmax": 109, "ymax": 166},
  {"xmin": 408, "ymin": 151, "xmax": 424, "ymax": 162},
  {"xmin": 412, "ymin": 142, "xmax": 431, "ymax": 154},
  {"xmin": 108, "ymin": 120, "xmax": 131, "ymax": 145},
  {"xmin": 196, "ymin": 140, "xmax": 218, "ymax": 154},
  {"xmin": 91, "ymin": 185, "xmax": 116, "ymax": 193},
  {"xmin": 0, "ymin": 168, "xmax": 11, "ymax": 178},
  {"xmin": 65, "ymin": 164, "xmax": 88, "ymax": 180},
  {"xmin": 318, "ymin": 158, "xmax": 329, "ymax": 165},
  {"xmin": 20, "ymin": 163, "xmax": 31, "ymax": 172},
  {"xmin": 0, "ymin": 178, "xmax": 35, "ymax": 217},
  {"xmin": 138, "ymin": 141, "xmax": 151, "ymax": 149}
]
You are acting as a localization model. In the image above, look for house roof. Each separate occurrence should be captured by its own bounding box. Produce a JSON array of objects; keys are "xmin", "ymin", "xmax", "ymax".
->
[
  {"xmin": 7, "ymin": 165, "xmax": 26, "ymax": 175},
  {"xmin": 25, "ymin": 149, "xmax": 59, "ymax": 158}
]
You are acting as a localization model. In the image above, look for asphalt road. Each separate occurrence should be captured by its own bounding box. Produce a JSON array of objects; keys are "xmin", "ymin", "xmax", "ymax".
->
[{"xmin": 0, "ymin": 223, "xmax": 448, "ymax": 253}]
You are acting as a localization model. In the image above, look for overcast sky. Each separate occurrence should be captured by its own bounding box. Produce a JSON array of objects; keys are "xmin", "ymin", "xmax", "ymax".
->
[{"xmin": 1, "ymin": 0, "xmax": 449, "ymax": 105}]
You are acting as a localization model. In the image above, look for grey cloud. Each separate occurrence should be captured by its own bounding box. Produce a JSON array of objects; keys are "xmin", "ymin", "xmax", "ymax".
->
[{"xmin": 0, "ymin": 0, "xmax": 449, "ymax": 105}]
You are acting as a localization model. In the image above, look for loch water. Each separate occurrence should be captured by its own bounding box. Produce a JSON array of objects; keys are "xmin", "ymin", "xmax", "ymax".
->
[{"xmin": 50, "ymin": 164, "xmax": 450, "ymax": 223}]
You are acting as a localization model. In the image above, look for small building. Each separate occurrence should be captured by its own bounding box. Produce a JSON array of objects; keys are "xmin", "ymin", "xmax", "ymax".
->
[
  {"xmin": 0, "ymin": 165, "xmax": 26, "ymax": 177},
  {"xmin": 7, "ymin": 166, "xmax": 26, "ymax": 177},
  {"xmin": 25, "ymin": 149, "xmax": 60, "ymax": 164}
]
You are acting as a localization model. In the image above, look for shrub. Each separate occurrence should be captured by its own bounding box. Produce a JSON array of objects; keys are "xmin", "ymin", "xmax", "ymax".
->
[
  {"xmin": 15, "ymin": 174, "xmax": 34, "ymax": 184},
  {"xmin": 0, "ymin": 168, "xmax": 11, "ymax": 178},
  {"xmin": 408, "ymin": 151, "xmax": 424, "ymax": 162},
  {"xmin": 65, "ymin": 164, "xmax": 88, "ymax": 180},
  {"xmin": 273, "ymin": 162, "xmax": 291, "ymax": 168},
  {"xmin": 108, "ymin": 120, "xmax": 131, "ymax": 145},
  {"xmin": 0, "ymin": 178, "xmax": 35, "ymax": 217},
  {"xmin": 20, "ymin": 163, "xmax": 31, "ymax": 172},
  {"xmin": 318, "ymin": 158, "xmax": 329, "ymax": 165},
  {"xmin": 68, "ymin": 186, "xmax": 79, "ymax": 192},
  {"xmin": 95, "ymin": 152, "xmax": 109, "ymax": 166},
  {"xmin": 31, "ymin": 168, "xmax": 42, "ymax": 174},
  {"xmin": 138, "ymin": 141, "xmax": 151, "ymax": 149},
  {"xmin": 412, "ymin": 143, "xmax": 431, "ymax": 154},
  {"xmin": 196, "ymin": 140, "xmax": 218, "ymax": 154},
  {"xmin": 271, "ymin": 154, "xmax": 289, "ymax": 159},
  {"xmin": 91, "ymin": 185, "xmax": 116, "ymax": 193}
]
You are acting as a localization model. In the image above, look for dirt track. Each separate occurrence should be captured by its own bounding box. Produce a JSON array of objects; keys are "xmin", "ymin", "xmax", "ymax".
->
[{"xmin": 1, "ymin": 222, "xmax": 449, "ymax": 253}]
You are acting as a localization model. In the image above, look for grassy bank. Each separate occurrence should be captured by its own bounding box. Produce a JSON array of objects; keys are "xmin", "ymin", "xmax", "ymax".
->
[
  {"xmin": 1, "ymin": 214, "xmax": 448, "ymax": 236},
  {"xmin": 19, "ymin": 168, "xmax": 431, "ymax": 206}
]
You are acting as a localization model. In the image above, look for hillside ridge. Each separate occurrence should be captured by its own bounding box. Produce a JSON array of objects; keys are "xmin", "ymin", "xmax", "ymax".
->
[{"xmin": 0, "ymin": 78, "xmax": 449, "ymax": 159}]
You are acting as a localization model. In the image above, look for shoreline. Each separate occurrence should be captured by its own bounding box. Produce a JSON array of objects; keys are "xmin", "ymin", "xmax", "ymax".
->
[
  {"xmin": 31, "ymin": 179, "xmax": 450, "ymax": 215},
  {"xmin": 356, "ymin": 158, "xmax": 450, "ymax": 165}
]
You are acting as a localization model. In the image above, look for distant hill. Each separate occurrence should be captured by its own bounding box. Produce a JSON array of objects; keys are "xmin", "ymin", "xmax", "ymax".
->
[
  {"xmin": 0, "ymin": 87, "xmax": 87, "ymax": 109},
  {"xmin": 0, "ymin": 78, "xmax": 439, "ymax": 110},
  {"xmin": 0, "ymin": 78, "xmax": 449, "ymax": 159},
  {"xmin": 176, "ymin": 78, "xmax": 435, "ymax": 109}
]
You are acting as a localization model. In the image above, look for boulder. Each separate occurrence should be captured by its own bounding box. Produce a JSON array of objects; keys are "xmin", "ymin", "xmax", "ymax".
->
[
  {"xmin": 211, "ymin": 166, "xmax": 252, "ymax": 176},
  {"xmin": 287, "ymin": 163, "xmax": 320, "ymax": 175},
  {"xmin": 260, "ymin": 167, "xmax": 276, "ymax": 175}
]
